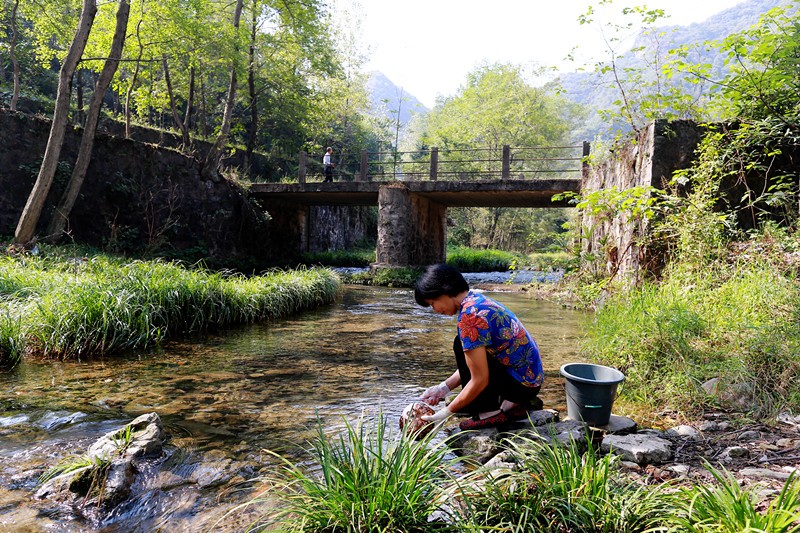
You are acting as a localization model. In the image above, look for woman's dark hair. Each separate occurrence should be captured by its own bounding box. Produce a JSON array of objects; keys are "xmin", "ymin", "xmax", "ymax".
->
[{"xmin": 414, "ymin": 264, "xmax": 469, "ymax": 306}]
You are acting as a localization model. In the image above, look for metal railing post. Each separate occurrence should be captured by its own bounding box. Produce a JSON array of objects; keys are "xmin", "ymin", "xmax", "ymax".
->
[
  {"xmin": 582, "ymin": 141, "xmax": 590, "ymax": 180},
  {"xmin": 359, "ymin": 150, "xmax": 368, "ymax": 182},
  {"xmin": 430, "ymin": 147, "xmax": 438, "ymax": 181},
  {"xmin": 502, "ymin": 145, "xmax": 510, "ymax": 180},
  {"xmin": 298, "ymin": 151, "xmax": 307, "ymax": 184}
]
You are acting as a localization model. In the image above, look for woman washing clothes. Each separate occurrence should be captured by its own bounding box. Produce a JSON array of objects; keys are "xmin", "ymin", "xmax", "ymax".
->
[{"xmin": 415, "ymin": 264, "xmax": 543, "ymax": 430}]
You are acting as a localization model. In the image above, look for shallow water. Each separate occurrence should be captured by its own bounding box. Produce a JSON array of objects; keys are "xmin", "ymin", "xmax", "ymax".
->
[{"xmin": 0, "ymin": 285, "xmax": 588, "ymax": 532}]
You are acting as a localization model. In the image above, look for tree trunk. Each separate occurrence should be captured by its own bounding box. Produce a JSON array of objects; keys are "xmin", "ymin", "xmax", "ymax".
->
[
  {"xmin": 47, "ymin": 0, "xmax": 130, "ymax": 241},
  {"xmin": 184, "ymin": 66, "xmax": 195, "ymax": 133},
  {"xmin": 76, "ymin": 69, "xmax": 84, "ymax": 124},
  {"xmin": 14, "ymin": 0, "xmax": 97, "ymax": 244},
  {"xmin": 162, "ymin": 54, "xmax": 189, "ymax": 147},
  {"xmin": 244, "ymin": 3, "xmax": 257, "ymax": 172},
  {"xmin": 9, "ymin": 0, "xmax": 20, "ymax": 112},
  {"xmin": 199, "ymin": 66, "xmax": 208, "ymax": 137},
  {"xmin": 204, "ymin": 0, "xmax": 244, "ymax": 176},
  {"xmin": 124, "ymin": 19, "xmax": 144, "ymax": 139}
]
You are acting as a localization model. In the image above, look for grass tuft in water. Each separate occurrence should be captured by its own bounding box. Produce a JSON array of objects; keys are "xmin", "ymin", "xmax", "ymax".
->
[
  {"xmin": 0, "ymin": 252, "xmax": 340, "ymax": 366},
  {"xmin": 246, "ymin": 415, "xmax": 460, "ymax": 532}
]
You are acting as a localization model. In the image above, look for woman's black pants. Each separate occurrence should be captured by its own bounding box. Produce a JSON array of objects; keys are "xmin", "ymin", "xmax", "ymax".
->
[{"xmin": 453, "ymin": 335, "xmax": 540, "ymax": 415}]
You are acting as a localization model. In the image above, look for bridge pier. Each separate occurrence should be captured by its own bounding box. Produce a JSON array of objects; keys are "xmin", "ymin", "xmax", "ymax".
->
[{"xmin": 375, "ymin": 183, "xmax": 446, "ymax": 267}]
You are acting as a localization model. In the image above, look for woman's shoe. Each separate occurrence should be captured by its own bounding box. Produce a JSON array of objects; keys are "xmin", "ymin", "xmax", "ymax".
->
[{"xmin": 458, "ymin": 405, "xmax": 530, "ymax": 430}]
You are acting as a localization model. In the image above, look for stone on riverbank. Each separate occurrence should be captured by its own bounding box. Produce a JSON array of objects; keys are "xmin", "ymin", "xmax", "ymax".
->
[{"xmin": 601, "ymin": 433, "xmax": 674, "ymax": 465}]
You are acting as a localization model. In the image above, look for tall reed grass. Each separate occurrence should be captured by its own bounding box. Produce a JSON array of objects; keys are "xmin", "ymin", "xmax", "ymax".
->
[{"xmin": 0, "ymin": 253, "xmax": 340, "ymax": 367}]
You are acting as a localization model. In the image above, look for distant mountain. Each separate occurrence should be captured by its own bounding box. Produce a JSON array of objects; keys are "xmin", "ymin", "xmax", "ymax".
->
[
  {"xmin": 558, "ymin": 0, "xmax": 791, "ymax": 141},
  {"xmin": 366, "ymin": 71, "xmax": 428, "ymax": 128}
]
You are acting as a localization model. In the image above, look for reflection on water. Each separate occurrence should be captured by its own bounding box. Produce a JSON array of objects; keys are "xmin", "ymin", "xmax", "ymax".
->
[{"xmin": 0, "ymin": 285, "xmax": 588, "ymax": 531}]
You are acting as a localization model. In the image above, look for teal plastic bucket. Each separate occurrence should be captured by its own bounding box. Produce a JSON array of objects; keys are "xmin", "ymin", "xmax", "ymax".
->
[{"xmin": 560, "ymin": 363, "xmax": 625, "ymax": 426}]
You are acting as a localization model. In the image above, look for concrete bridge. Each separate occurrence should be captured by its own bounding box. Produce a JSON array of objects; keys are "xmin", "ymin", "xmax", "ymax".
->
[{"xmin": 249, "ymin": 144, "xmax": 587, "ymax": 267}]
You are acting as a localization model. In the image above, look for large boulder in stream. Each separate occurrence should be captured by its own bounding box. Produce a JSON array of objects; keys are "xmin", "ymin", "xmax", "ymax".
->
[{"xmin": 36, "ymin": 413, "xmax": 167, "ymax": 513}]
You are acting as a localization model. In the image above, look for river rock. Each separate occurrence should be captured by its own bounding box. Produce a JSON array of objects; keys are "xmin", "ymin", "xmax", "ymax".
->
[
  {"xmin": 399, "ymin": 402, "xmax": 435, "ymax": 440},
  {"xmin": 504, "ymin": 409, "xmax": 559, "ymax": 431},
  {"xmin": 36, "ymin": 413, "xmax": 167, "ymax": 512},
  {"xmin": 601, "ymin": 434, "xmax": 673, "ymax": 465},
  {"xmin": 36, "ymin": 411, "xmax": 88, "ymax": 431},
  {"xmin": 721, "ymin": 446, "xmax": 750, "ymax": 461},
  {"xmin": 667, "ymin": 425, "xmax": 701, "ymax": 439},
  {"xmin": 738, "ymin": 430, "xmax": 761, "ymax": 441},
  {"xmin": 740, "ymin": 467, "xmax": 791, "ymax": 481},
  {"xmin": 450, "ymin": 427, "xmax": 500, "ymax": 464},
  {"xmin": 596, "ymin": 415, "xmax": 637, "ymax": 435},
  {"xmin": 699, "ymin": 420, "xmax": 719, "ymax": 432}
]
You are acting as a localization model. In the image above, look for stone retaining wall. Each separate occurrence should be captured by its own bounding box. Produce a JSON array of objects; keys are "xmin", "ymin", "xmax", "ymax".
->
[{"xmin": 581, "ymin": 120, "xmax": 704, "ymax": 281}]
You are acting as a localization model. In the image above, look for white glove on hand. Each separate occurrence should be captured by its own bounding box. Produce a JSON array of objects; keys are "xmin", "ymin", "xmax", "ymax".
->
[
  {"xmin": 420, "ymin": 406, "xmax": 453, "ymax": 423},
  {"xmin": 420, "ymin": 381, "xmax": 450, "ymax": 405}
]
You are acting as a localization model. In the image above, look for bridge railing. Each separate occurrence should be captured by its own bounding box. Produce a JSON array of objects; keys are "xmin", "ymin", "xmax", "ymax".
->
[{"xmin": 297, "ymin": 143, "xmax": 589, "ymax": 183}]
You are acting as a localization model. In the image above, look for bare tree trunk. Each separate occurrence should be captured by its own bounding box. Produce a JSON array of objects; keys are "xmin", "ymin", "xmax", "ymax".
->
[
  {"xmin": 184, "ymin": 66, "xmax": 195, "ymax": 133},
  {"xmin": 162, "ymin": 54, "xmax": 189, "ymax": 147},
  {"xmin": 9, "ymin": 0, "xmax": 20, "ymax": 111},
  {"xmin": 47, "ymin": 0, "xmax": 130, "ymax": 241},
  {"xmin": 204, "ymin": 0, "xmax": 244, "ymax": 176},
  {"xmin": 199, "ymin": 66, "xmax": 208, "ymax": 138},
  {"xmin": 14, "ymin": 0, "xmax": 97, "ymax": 244},
  {"xmin": 124, "ymin": 19, "xmax": 144, "ymax": 138},
  {"xmin": 75, "ymin": 69, "xmax": 84, "ymax": 124},
  {"xmin": 244, "ymin": 3, "xmax": 257, "ymax": 172}
]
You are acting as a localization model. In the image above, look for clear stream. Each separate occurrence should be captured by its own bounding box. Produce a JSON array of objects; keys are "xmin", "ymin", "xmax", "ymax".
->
[{"xmin": 0, "ymin": 284, "xmax": 588, "ymax": 532}]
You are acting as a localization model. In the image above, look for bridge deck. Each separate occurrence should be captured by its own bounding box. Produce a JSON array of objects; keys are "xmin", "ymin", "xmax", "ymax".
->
[{"xmin": 249, "ymin": 179, "xmax": 581, "ymax": 208}]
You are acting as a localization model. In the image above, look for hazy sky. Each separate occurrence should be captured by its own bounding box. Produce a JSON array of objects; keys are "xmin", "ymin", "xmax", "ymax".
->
[{"xmin": 333, "ymin": 0, "xmax": 746, "ymax": 108}]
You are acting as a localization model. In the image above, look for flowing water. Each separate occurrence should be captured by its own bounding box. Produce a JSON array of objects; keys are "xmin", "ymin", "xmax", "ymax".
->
[{"xmin": 0, "ymin": 284, "xmax": 588, "ymax": 532}]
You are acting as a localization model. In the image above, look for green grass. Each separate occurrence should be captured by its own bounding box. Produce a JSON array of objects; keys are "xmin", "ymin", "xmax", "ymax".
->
[
  {"xmin": 583, "ymin": 257, "xmax": 800, "ymax": 415},
  {"xmin": 301, "ymin": 247, "xmax": 376, "ymax": 268},
  {"xmin": 445, "ymin": 246, "xmax": 525, "ymax": 272},
  {"xmin": 0, "ymin": 250, "xmax": 340, "ymax": 368},
  {"xmin": 461, "ymin": 435, "xmax": 676, "ymax": 532},
  {"xmin": 675, "ymin": 464, "xmax": 800, "ymax": 533},
  {"xmin": 527, "ymin": 251, "xmax": 578, "ymax": 272},
  {"xmin": 238, "ymin": 418, "xmax": 800, "ymax": 532},
  {"xmin": 246, "ymin": 415, "xmax": 460, "ymax": 532},
  {"xmin": 342, "ymin": 267, "xmax": 423, "ymax": 288}
]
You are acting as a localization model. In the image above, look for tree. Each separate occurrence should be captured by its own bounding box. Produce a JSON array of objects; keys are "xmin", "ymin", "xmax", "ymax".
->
[
  {"xmin": 47, "ymin": 0, "xmax": 131, "ymax": 240},
  {"xmin": 415, "ymin": 62, "xmax": 583, "ymax": 253},
  {"xmin": 203, "ymin": 0, "xmax": 244, "ymax": 175},
  {"xmin": 576, "ymin": 0, "xmax": 710, "ymax": 140},
  {"xmin": 7, "ymin": 0, "xmax": 20, "ymax": 110},
  {"xmin": 15, "ymin": 0, "xmax": 97, "ymax": 244}
]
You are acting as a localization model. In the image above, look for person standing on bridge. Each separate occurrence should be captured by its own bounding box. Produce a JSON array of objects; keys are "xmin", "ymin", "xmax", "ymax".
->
[
  {"xmin": 414, "ymin": 264, "xmax": 543, "ymax": 430},
  {"xmin": 323, "ymin": 147, "xmax": 334, "ymax": 182}
]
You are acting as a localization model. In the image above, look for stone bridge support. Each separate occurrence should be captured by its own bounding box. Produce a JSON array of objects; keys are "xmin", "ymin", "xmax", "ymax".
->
[{"xmin": 375, "ymin": 182, "xmax": 446, "ymax": 267}]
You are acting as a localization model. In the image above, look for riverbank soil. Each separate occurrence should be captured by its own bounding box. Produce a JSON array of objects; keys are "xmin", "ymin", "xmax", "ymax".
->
[{"xmin": 628, "ymin": 412, "xmax": 800, "ymax": 491}]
